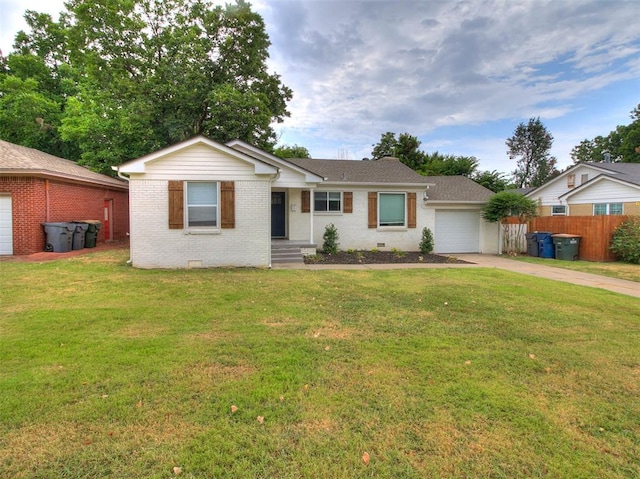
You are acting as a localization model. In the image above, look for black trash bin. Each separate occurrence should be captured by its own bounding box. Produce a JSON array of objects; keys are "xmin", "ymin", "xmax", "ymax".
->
[
  {"xmin": 552, "ymin": 234, "xmax": 582, "ymax": 261},
  {"xmin": 525, "ymin": 233, "xmax": 539, "ymax": 257},
  {"xmin": 537, "ymin": 232, "xmax": 555, "ymax": 259},
  {"xmin": 42, "ymin": 222, "xmax": 74, "ymax": 252},
  {"xmin": 71, "ymin": 222, "xmax": 89, "ymax": 250},
  {"xmin": 81, "ymin": 220, "xmax": 102, "ymax": 248}
]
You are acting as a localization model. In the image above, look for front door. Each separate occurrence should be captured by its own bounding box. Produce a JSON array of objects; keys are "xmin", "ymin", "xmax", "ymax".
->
[{"xmin": 271, "ymin": 192, "xmax": 286, "ymax": 238}]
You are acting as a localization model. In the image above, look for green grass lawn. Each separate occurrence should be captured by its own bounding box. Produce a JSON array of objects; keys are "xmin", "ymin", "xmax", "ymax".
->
[
  {"xmin": 509, "ymin": 255, "xmax": 640, "ymax": 283},
  {"xmin": 1, "ymin": 250, "xmax": 639, "ymax": 478}
]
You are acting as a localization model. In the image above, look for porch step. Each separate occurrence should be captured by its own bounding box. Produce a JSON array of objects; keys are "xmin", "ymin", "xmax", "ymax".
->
[{"xmin": 271, "ymin": 242, "xmax": 316, "ymax": 264}]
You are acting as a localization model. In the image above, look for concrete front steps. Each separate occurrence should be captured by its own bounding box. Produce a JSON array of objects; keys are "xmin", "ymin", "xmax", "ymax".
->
[{"xmin": 271, "ymin": 241, "xmax": 316, "ymax": 265}]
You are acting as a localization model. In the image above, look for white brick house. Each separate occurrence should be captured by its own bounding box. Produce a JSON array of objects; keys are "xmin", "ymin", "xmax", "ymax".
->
[{"xmin": 115, "ymin": 136, "xmax": 499, "ymax": 268}]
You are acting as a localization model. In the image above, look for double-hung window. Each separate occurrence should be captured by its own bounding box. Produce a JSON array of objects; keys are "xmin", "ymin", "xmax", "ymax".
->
[
  {"xmin": 551, "ymin": 205, "xmax": 566, "ymax": 216},
  {"xmin": 378, "ymin": 192, "xmax": 406, "ymax": 227},
  {"xmin": 314, "ymin": 191, "xmax": 341, "ymax": 212},
  {"xmin": 594, "ymin": 203, "xmax": 623, "ymax": 216},
  {"xmin": 186, "ymin": 182, "xmax": 218, "ymax": 227}
]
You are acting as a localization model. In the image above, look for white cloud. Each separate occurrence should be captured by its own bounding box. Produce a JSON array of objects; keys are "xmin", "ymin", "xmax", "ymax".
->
[{"xmin": 2, "ymin": 0, "xmax": 638, "ymax": 174}]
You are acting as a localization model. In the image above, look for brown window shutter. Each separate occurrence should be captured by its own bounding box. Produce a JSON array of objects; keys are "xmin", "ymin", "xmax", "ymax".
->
[
  {"xmin": 408, "ymin": 192, "xmax": 417, "ymax": 228},
  {"xmin": 220, "ymin": 181, "xmax": 235, "ymax": 229},
  {"xmin": 368, "ymin": 192, "xmax": 377, "ymax": 228},
  {"xmin": 168, "ymin": 181, "xmax": 184, "ymax": 229},
  {"xmin": 301, "ymin": 190, "xmax": 310, "ymax": 213},
  {"xmin": 343, "ymin": 192, "xmax": 353, "ymax": 213}
]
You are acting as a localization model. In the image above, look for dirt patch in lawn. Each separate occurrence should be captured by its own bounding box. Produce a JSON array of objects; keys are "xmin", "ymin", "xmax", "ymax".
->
[{"xmin": 305, "ymin": 251, "xmax": 472, "ymax": 265}]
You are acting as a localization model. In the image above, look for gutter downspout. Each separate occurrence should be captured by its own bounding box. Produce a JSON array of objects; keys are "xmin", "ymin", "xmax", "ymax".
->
[
  {"xmin": 268, "ymin": 168, "xmax": 281, "ymax": 269},
  {"xmin": 45, "ymin": 179, "xmax": 50, "ymax": 221},
  {"xmin": 113, "ymin": 167, "xmax": 132, "ymax": 264}
]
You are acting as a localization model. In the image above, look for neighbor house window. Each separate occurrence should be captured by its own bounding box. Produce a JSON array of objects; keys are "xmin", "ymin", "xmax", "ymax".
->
[
  {"xmin": 551, "ymin": 205, "xmax": 566, "ymax": 216},
  {"xmin": 378, "ymin": 192, "xmax": 406, "ymax": 227},
  {"xmin": 186, "ymin": 182, "xmax": 218, "ymax": 227},
  {"xmin": 314, "ymin": 191, "xmax": 341, "ymax": 212},
  {"xmin": 594, "ymin": 203, "xmax": 623, "ymax": 216}
]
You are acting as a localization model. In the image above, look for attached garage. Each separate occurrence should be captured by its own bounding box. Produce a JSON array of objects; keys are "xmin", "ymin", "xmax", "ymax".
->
[
  {"xmin": 0, "ymin": 194, "xmax": 12, "ymax": 255},
  {"xmin": 434, "ymin": 209, "xmax": 481, "ymax": 253}
]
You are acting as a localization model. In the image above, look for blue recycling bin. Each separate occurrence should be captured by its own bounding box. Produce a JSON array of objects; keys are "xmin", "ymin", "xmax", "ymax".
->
[{"xmin": 536, "ymin": 232, "xmax": 555, "ymax": 258}]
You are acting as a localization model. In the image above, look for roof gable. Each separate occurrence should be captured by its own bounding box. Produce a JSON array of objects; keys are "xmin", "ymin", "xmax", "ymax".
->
[
  {"xmin": 526, "ymin": 161, "xmax": 640, "ymax": 198},
  {"xmin": 226, "ymin": 139, "xmax": 324, "ymax": 183},
  {"xmin": 560, "ymin": 174, "xmax": 640, "ymax": 200},
  {"xmin": 116, "ymin": 136, "xmax": 278, "ymax": 175},
  {"xmin": 0, "ymin": 139, "xmax": 127, "ymax": 190}
]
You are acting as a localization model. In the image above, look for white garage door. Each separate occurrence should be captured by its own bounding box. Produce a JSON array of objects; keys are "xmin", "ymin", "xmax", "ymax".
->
[
  {"xmin": 435, "ymin": 210, "xmax": 480, "ymax": 253},
  {"xmin": 0, "ymin": 195, "xmax": 12, "ymax": 255}
]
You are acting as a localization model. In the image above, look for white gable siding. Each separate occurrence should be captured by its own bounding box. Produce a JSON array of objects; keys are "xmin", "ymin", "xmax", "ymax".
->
[
  {"xmin": 567, "ymin": 179, "xmax": 640, "ymax": 204},
  {"xmin": 529, "ymin": 165, "xmax": 601, "ymax": 206},
  {"xmin": 129, "ymin": 179, "xmax": 271, "ymax": 268},
  {"xmin": 139, "ymin": 144, "xmax": 261, "ymax": 181},
  {"xmin": 271, "ymin": 168, "xmax": 310, "ymax": 188}
]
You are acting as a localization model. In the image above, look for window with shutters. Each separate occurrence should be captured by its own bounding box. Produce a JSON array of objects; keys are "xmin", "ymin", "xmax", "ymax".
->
[
  {"xmin": 314, "ymin": 191, "xmax": 342, "ymax": 212},
  {"xmin": 378, "ymin": 192, "xmax": 406, "ymax": 227},
  {"xmin": 186, "ymin": 182, "xmax": 218, "ymax": 227}
]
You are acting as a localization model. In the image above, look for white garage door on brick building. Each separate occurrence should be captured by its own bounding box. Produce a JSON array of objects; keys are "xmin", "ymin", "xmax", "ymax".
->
[{"xmin": 0, "ymin": 194, "xmax": 12, "ymax": 255}]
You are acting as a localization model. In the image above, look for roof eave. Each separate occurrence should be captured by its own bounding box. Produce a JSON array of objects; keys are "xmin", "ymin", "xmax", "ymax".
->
[
  {"xmin": 320, "ymin": 181, "xmax": 431, "ymax": 187},
  {"xmin": 426, "ymin": 200, "xmax": 489, "ymax": 204},
  {"xmin": 0, "ymin": 169, "xmax": 129, "ymax": 190}
]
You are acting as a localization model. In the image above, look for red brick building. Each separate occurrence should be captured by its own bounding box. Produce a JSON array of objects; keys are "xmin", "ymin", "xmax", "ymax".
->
[{"xmin": 0, "ymin": 140, "xmax": 129, "ymax": 255}]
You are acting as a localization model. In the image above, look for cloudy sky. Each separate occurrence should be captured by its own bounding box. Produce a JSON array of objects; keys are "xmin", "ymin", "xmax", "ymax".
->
[{"xmin": 1, "ymin": 0, "xmax": 639, "ymax": 175}]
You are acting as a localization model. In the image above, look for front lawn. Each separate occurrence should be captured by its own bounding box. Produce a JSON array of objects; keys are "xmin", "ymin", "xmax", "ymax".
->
[{"xmin": 1, "ymin": 250, "xmax": 639, "ymax": 478}]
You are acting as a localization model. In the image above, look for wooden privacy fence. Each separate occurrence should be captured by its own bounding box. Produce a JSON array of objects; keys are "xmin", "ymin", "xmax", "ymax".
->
[{"xmin": 526, "ymin": 216, "xmax": 630, "ymax": 262}]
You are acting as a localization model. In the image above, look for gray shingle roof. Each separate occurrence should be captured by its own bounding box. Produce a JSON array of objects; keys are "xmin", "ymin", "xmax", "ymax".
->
[
  {"xmin": 286, "ymin": 157, "xmax": 493, "ymax": 202},
  {"xmin": 0, "ymin": 140, "xmax": 127, "ymax": 189},
  {"xmin": 287, "ymin": 156, "xmax": 426, "ymax": 184},
  {"xmin": 418, "ymin": 175, "xmax": 495, "ymax": 202},
  {"xmin": 586, "ymin": 162, "xmax": 640, "ymax": 187}
]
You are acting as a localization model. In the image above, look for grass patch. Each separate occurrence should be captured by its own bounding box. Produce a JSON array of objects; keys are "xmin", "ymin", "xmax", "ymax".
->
[
  {"xmin": 509, "ymin": 255, "xmax": 640, "ymax": 283},
  {"xmin": 1, "ymin": 249, "xmax": 639, "ymax": 478}
]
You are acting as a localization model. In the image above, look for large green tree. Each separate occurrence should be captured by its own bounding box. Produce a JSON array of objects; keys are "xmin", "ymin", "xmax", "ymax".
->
[
  {"xmin": 1, "ymin": 0, "xmax": 291, "ymax": 174},
  {"xmin": 274, "ymin": 144, "xmax": 311, "ymax": 159},
  {"xmin": 571, "ymin": 104, "xmax": 640, "ymax": 164},
  {"xmin": 506, "ymin": 117, "xmax": 558, "ymax": 188},
  {"xmin": 371, "ymin": 132, "xmax": 426, "ymax": 170},
  {"xmin": 370, "ymin": 132, "xmax": 480, "ymax": 177},
  {"xmin": 472, "ymin": 170, "xmax": 511, "ymax": 193},
  {"xmin": 420, "ymin": 152, "xmax": 478, "ymax": 177}
]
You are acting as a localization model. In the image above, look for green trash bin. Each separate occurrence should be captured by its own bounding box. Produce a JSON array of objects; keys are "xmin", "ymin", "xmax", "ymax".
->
[
  {"xmin": 552, "ymin": 234, "xmax": 581, "ymax": 261},
  {"xmin": 78, "ymin": 220, "xmax": 102, "ymax": 248}
]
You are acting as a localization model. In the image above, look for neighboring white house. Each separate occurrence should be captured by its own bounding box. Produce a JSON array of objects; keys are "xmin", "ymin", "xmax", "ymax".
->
[
  {"xmin": 115, "ymin": 136, "xmax": 499, "ymax": 268},
  {"xmin": 525, "ymin": 162, "xmax": 640, "ymax": 217}
]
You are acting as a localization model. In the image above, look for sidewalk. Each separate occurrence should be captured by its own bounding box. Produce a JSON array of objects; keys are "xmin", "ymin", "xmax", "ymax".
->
[{"xmin": 274, "ymin": 254, "xmax": 640, "ymax": 299}]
